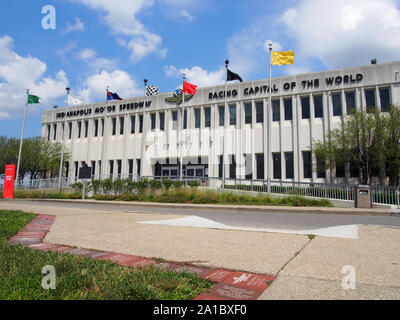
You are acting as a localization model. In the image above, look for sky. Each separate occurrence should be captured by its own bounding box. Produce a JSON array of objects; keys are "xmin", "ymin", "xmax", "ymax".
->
[{"xmin": 0, "ymin": 0, "xmax": 399, "ymax": 138}]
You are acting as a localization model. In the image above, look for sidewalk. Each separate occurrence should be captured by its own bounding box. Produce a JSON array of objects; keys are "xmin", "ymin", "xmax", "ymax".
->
[{"xmin": 1, "ymin": 200, "xmax": 400, "ymax": 299}]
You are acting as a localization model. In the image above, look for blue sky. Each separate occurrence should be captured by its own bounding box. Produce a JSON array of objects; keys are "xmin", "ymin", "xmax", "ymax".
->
[{"xmin": 0, "ymin": 0, "xmax": 399, "ymax": 138}]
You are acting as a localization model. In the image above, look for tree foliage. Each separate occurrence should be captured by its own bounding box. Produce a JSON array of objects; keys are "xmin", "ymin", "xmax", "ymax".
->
[
  {"xmin": 0, "ymin": 136, "xmax": 69, "ymax": 180},
  {"xmin": 313, "ymin": 105, "xmax": 400, "ymax": 186}
]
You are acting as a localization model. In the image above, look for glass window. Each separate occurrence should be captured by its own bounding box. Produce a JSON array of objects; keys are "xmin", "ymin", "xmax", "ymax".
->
[
  {"xmin": 218, "ymin": 155, "xmax": 223, "ymax": 179},
  {"xmin": 131, "ymin": 115, "xmax": 135, "ymax": 134},
  {"xmin": 316, "ymin": 156, "xmax": 326, "ymax": 178},
  {"xmin": 77, "ymin": 121, "xmax": 82, "ymax": 138},
  {"xmin": 139, "ymin": 115, "xmax": 143, "ymax": 133},
  {"xmin": 272, "ymin": 100, "xmax": 280, "ymax": 122},
  {"xmin": 332, "ymin": 93, "xmax": 342, "ymax": 116},
  {"xmin": 229, "ymin": 105, "xmax": 236, "ymax": 125},
  {"xmin": 303, "ymin": 151, "xmax": 312, "ymax": 179},
  {"xmin": 273, "ymin": 153, "xmax": 282, "ymax": 179},
  {"xmin": 183, "ymin": 110, "xmax": 187, "ymax": 129},
  {"xmin": 119, "ymin": 117, "xmax": 124, "ymax": 135},
  {"xmin": 53, "ymin": 124, "xmax": 57, "ymax": 140},
  {"xmin": 350, "ymin": 160, "xmax": 360, "ymax": 178},
  {"xmin": 94, "ymin": 119, "xmax": 98, "ymax": 137},
  {"xmin": 256, "ymin": 102, "xmax": 263, "ymax": 123},
  {"xmin": 229, "ymin": 155, "xmax": 236, "ymax": 179},
  {"xmin": 112, "ymin": 118, "xmax": 116, "ymax": 135},
  {"xmin": 256, "ymin": 154, "xmax": 264, "ymax": 180},
  {"xmin": 245, "ymin": 154, "xmax": 252, "ymax": 180},
  {"xmin": 172, "ymin": 111, "xmax": 178, "ymax": 130},
  {"xmin": 336, "ymin": 162, "xmax": 345, "ymax": 178},
  {"xmin": 109, "ymin": 160, "xmax": 114, "ymax": 176},
  {"xmin": 68, "ymin": 122, "xmax": 72, "ymax": 139},
  {"xmin": 195, "ymin": 109, "xmax": 201, "ymax": 128},
  {"xmin": 301, "ymin": 97, "xmax": 310, "ymax": 119},
  {"xmin": 365, "ymin": 89, "xmax": 376, "ymax": 111},
  {"xmin": 101, "ymin": 119, "xmax": 104, "ymax": 136},
  {"xmin": 159, "ymin": 112, "xmax": 165, "ymax": 131},
  {"xmin": 284, "ymin": 99, "xmax": 292, "ymax": 121},
  {"xmin": 244, "ymin": 103, "xmax": 252, "ymax": 124},
  {"xmin": 345, "ymin": 91, "xmax": 356, "ymax": 114},
  {"xmin": 47, "ymin": 124, "xmax": 51, "ymax": 141},
  {"xmin": 204, "ymin": 107, "xmax": 211, "ymax": 128},
  {"xmin": 218, "ymin": 106, "xmax": 224, "ymax": 126},
  {"xmin": 285, "ymin": 152, "xmax": 294, "ymax": 179},
  {"xmin": 151, "ymin": 113, "xmax": 156, "ymax": 130},
  {"xmin": 380, "ymin": 87, "xmax": 391, "ymax": 112},
  {"xmin": 314, "ymin": 95, "xmax": 323, "ymax": 118},
  {"xmin": 84, "ymin": 121, "xmax": 88, "ymax": 138}
]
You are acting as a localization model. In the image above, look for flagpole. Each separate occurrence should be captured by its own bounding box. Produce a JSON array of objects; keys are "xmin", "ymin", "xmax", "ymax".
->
[
  {"xmin": 58, "ymin": 87, "xmax": 70, "ymax": 190},
  {"xmin": 222, "ymin": 60, "xmax": 229, "ymax": 191},
  {"xmin": 267, "ymin": 42, "xmax": 272, "ymax": 194},
  {"xmin": 141, "ymin": 80, "xmax": 148, "ymax": 180},
  {"xmin": 180, "ymin": 74, "xmax": 186, "ymax": 181},
  {"xmin": 15, "ymin": 89, "xmax": 29, "ymax": 189}
]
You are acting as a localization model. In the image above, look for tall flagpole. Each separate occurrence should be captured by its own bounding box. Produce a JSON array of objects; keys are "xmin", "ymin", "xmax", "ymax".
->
[
  {"xmin": 15, "ymin": 89, "xmax": 29, "ymax": 189},
  {"xmin": 180, "ymin": 74, "xmax": 186, "ymax": 181},
  {"xmin": 222, "ymin": 60, "xmax": 229, "ymax": 191},
  {"xmin": 58, "ymin": 87, "xmax": 70, "ymax": 190},
  {"xmin": 267, "ymin": 42, "xmax": 273, "ymax": 194},
  {"xmin": 141, "ymin": 80, "xmax": 148, "ymax": 180}
]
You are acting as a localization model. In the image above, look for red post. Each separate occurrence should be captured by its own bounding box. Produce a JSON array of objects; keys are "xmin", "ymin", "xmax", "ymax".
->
[{"xmin": 3, "ymin": 165, "xmax": 16, "ymax": 199}]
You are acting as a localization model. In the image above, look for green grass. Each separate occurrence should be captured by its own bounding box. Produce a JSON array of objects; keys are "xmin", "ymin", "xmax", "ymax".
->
[{"xmin": 0, "ymin": 210, "xmax": 212, "ymax": 300}]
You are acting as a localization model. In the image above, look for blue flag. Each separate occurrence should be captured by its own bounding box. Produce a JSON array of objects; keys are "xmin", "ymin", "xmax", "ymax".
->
[{"xmin": 107, "ymin": 90, "xmax": 122, "ymax": 101}]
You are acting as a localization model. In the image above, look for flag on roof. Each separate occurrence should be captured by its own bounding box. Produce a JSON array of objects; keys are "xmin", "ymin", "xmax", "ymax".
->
[
  {"xmin": 227, "ymin": 69, "xmax": 243, "ymax": 82},
  {"xmin": 107, "ymin": 90, "xmax": 122, "ymax": 101},
  {"xmin": 272, "ymin": 51, "xmax": 294, "ymax": 66},
  {"xmin": 182, "ymin": 80, "xmax": 197, "ymax": 95},
  {"xmin": 146, "ymin": 85, "xmax": 159, "ymax": 96},
  {"xmin": 68, "ymin": 94, "xmax": 83, "ymax": 106},
  {"xmin": 27, "ymin": 94, "xmax": 40, "ymax": 104}
]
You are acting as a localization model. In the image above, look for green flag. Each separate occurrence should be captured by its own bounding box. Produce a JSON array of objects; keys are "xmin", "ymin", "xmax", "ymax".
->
[{"xmin": 27, "ymin": 94, "xmax": 40, "ymax": 104}]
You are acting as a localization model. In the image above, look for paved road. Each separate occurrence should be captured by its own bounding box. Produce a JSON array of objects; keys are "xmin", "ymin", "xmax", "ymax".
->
[{"xmin": 10, "ymin": 200, "xmax": 400, "ymax": 231}]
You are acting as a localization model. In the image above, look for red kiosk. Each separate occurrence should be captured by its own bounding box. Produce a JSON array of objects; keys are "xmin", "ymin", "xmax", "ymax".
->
[{"xmin": 3, "ymin": 165, "xmax": 16, "ymax": 199}]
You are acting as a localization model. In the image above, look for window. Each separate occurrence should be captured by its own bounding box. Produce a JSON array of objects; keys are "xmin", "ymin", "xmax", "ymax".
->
[
  {"xmin": 131, "ymin": 115, "xmax": 135, "ymax": 134},
  {"xmin": 128, "ymin": 159, "xmax": 134, "ymax": 179},
  {"xmin": 218, "ymin": 155, "xmax": 223, "ymax": 179},
  {"xmin": 273, "ymin": 153, "xmax": 282, "ymax": 179},
  {"xmin": 229, "ymin": 105, "xmax": 236, "ymax": 125},
  {"xmin": 98, "ymin": 161, "xmax": 102, "ymax": 177},
  {"xmin": 139, "ymin": 115, "xmax": 144, "ymax": 133},
  {"xmin": 183, "ymin": 110, "xmax": 187, "ymax": 129},
  {"xmin": 204, "ymin": 107, "xmax": 211, "ymax": 128},
  {"xmin": 53, "ymin": 124, "xmax": 57, "ymax": 140},
  {"xmin": 285, "ymin": 152, "xmax": 294, "ymax": 179},
  {"xmin": 301, "ymin": 97, "xmax": 310, "ymax": 119},
  {"xmin": 101, "ymin": 119, "xmax": 104, "ymax": 136},
  {"xmin": 77, "ymin": 122, "xmax": 81, "ymax": 138},
  {"xmin": 284, "ymin": 99, "xmax": 293, "ymax": 121},
  {"xmin": 84, "ymin": 120, "xmax": 88, "ymax": 138},
  {"xmin": 336, "ymin": 162, "xmax": 345, "ymax": 178},
  {"xmin": 136, "ymin": 159, "xmax": 141, "ymax": 177},
  {"xmin": 332, "ymin": 93, "xmax": 342, "ymax": 116},
  {"xmin": 229, "ymin": 155, "xmax": 236, "ymax": 179},
  {"xmin": 74, "ymin": 161, "xmax": 79, "ymax": 178},
  {"xmin": 350, "ymin": 160, "xmax": 360, "ymax": 178},
  {"xmin": 256, "ymin": 154, "xmax": 264, "ymax": 180},
  {"xmin": 244, "ymin": 103, "xmax": 252, "ymax": 124},
  {"xmin": 91, "ymin": 161, "xmax": 96, "ymax": 177},
  {"xmin": 303, "ymin": 151, "xmax": 312, "ymax": 179},
  {"xmin": 256, "ymin": 102, "xmax": 263, "ymax": 123},
  {"xmin": 119, "ymin": 117, "xmax": 124, "ymax": 135},
  {"xmin": 94, "ymin": 119, "xmax": 99, "ymax": 137},
  {"xmin": 117, "ymin": 160, "xmax": 122, "ymax": 177},
  {"xmin": 151, "ymin": 113, "xmax": 156, "ymax": 130},
  {"xmin": 159, "ymin": 112, "xmax": 165, "ymax": 131},
  {"xmin": 112, "ymin": 118, "xmax": 116, "ymax": 135},
  {"xmin": 345, "ymin": 91, "xmax": 356, "ymax": 114},
  {"xmin": 245, "ymin": 154, "xmax": 252, "ymax": 180},
  {"xmin": 109, "ymin": 160, "xmax": 114, "ymax": 177},
  {"xmin": 314, "ymin": 95, "xmax": 324, "ymax": 118},
  {"xmin": 172, "ymin": 111, "xmax": 178, "ymax": 130},
  {"xmin": 47, "ymin": 125, "xmax": 51, "ymax": 141},
  {"xmin": 195, "ymin": 109, "xmax": 201, "ymax": 128},
  {"xmin": 380, "ymin": 87, "xmax": 391, "ymax": 112},
  {"xmin": 272, "ymin": 100, "xmax": 280, "ymax": 122},
  {"xmin": 316, "ymin": 156, "xmax": 326, "ymax": 178},
  {"xmin": 365, "ymin": 89, "xmax": 376, "ymax": 111},
  {"xmin": 68, "ymin": 122, "xmax": 72, "ymax": 139},
  {"xmin": 218, "ymin": 106, "xmax": 225, "ymax": 126}
]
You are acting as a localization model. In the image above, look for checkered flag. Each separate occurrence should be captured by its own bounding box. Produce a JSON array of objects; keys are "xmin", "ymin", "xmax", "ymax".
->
[{"xmin": 146, "ymin": 85, "xmax": 159, "ymax": 96}]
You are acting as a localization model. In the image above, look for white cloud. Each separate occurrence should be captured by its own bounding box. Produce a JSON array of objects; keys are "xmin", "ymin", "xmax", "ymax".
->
[
  {"xmin": 279, "ymin": 0, "xmax": 400, "ymax": 68},
  {"xmin": 164, "ymin": 65, "xmax": 225, "ymax": 88},
  {"xmin": 63, "ymin": 18, "xmax": 85, "ymax": 34},
  {"xmin": 71, "ymin": 0, "xmax": 166, "ymax": 63},
  {"xmin": 0, "ymin": 35, "xmax": 69, "ymax": 119},
  {"xmin": 78, "ymin": 70, "xmax": 143, "ymax": 103},
  {"xmin": 76, "ymin": 48, "xmax": 116, "ymax": 72},
  {"xmin": 180, "ymin": 10, "xmax": 195, "ymax": 22}
]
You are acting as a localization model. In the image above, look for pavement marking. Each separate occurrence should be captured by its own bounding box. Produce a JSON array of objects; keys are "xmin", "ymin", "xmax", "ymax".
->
[{"xmin": 139, "ymin": 215, "xmax": 359, "ymax": 239}]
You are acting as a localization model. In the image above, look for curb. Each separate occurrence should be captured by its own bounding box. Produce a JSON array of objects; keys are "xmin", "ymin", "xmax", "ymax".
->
[
  {"xmin": 5, "ymin": 198, "xmax": 394, "ymax": 216},
  {"xmin": 8, "ymin": 213, "xmax": 276, "ymax": 300}
]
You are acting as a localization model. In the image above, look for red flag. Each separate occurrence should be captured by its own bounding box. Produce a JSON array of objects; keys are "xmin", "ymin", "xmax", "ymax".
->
[{"xmin": 182, "ymin": 80, "xmax": 197, "ymax": 95}]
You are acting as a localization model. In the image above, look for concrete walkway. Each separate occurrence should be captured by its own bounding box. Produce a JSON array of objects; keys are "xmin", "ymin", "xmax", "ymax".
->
[{"xmin": 1, "ymin": 200, "xmax": 400, "ymax": 299}]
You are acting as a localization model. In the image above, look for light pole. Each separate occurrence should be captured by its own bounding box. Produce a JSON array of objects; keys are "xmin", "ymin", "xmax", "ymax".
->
[{"xmin": 15, "ymin": 89, "xmax": 29, "ymax": 189}]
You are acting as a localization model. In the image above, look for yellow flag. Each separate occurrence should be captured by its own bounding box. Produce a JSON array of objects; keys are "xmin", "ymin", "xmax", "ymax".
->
[{"xmin": 272, "ymin": 51, "xmax": 294, "ymax": 66}]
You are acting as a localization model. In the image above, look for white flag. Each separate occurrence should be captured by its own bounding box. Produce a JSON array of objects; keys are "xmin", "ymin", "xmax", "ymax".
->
[{"xmin": 68, "ymin": 94, "xmax": 83, "ymax": 106}]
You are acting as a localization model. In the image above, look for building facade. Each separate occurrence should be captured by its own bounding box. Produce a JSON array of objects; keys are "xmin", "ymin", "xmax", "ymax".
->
[{"xmin": 41, "ymin": 61, "xmax": 400, "ymax": 183}]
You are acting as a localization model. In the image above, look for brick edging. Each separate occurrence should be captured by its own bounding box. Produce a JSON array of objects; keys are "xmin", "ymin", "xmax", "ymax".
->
[{"xmin": 8, "ymin": 214, "xmax": 276, "ymax": 300}]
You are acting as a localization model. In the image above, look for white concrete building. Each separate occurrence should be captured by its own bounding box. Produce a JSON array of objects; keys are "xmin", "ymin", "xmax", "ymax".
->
[{"xmin": 42, "ymin": 61, "xmax": 400, "ymax": 183}]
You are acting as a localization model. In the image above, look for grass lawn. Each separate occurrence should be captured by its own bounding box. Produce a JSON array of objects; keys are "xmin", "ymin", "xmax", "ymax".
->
[{"xmin": 0, "ymin": 210, "xmax": 212, "ymax": 300}]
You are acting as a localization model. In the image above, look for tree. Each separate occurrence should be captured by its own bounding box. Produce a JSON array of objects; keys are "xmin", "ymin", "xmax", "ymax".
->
[
  {"xmin": 313, "ymin": 105, "xmax": 400, "ymax": 186},
  {"xmin": 0, "ymin": 136, "xmax": 69, "ymax": 180}
]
